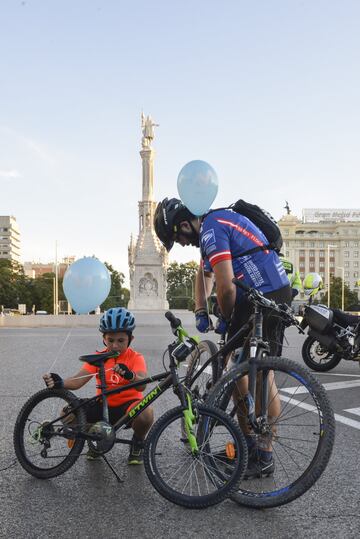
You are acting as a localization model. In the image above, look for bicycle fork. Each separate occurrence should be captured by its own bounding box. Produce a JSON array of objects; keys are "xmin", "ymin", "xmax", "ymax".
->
[
  {"xmin": 182, "ymin": 393, "xmax": 199, "ymax": 454},
  {"xmin": 246, "ymin": 328, "xmax": 271, "ymax": 435}
]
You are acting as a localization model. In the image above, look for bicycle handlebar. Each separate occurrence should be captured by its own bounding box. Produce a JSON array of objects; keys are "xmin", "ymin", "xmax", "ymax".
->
[
  {"xmin": 231, "ymin": 278, "xmax": 251, "ymax": 292},
  {"xmin": 164, "ymin": 311, "xmax": 198, "ymax": 346},
  {"xmin": 232, "ymin": 278, "xmax": 274, "ymax": 308},
  {"xmin": 232, "ymin": 278, "xmax": 304, "ymax": 333},
  {"xmin": 165, "ymin": 311, "xmax": 182, "ymax": 329}
]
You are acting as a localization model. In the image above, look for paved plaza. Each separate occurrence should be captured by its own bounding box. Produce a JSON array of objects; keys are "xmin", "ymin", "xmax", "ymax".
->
[{"xmin": 1, "ymin": 314, "xmax": 360, "ymax": 538}]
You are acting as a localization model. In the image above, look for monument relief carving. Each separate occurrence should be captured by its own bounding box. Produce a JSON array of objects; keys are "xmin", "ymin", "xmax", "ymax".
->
[{"xmin": 139, "ymin": 273, "xmax": 158, "ymax": 296}]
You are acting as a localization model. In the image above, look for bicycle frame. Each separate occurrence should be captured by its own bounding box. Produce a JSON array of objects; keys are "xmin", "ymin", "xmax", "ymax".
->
[
  {"xmin": 188, "ymin": 320, "xmax": 252, "ymax": 388},
  {"xmin": 188, "ymin": 303, "xmax": 278, "ymax": 434},
  {"xmin": 48, "ymin": 342, "xmax": 199, "ymax": 451}
]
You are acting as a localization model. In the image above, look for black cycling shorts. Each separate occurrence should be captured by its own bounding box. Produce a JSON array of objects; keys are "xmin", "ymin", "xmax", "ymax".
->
[
  {"xmin": 80, "ymin": 397, "xmax": 140, "ymax": 425},
  {"xmin": 228, "ymin": 284, "xmax": 292, "ymax": 356}
]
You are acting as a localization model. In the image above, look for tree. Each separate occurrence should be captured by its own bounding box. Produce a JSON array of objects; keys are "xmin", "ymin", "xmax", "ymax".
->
[
  {"xmin": 0, "ymin": 260, "xmax": 33, "ymax": 310},
  {"xmin": 166, "ymin": 261, "xmax": 199, "ymax": 309},
  {"xmin": 31, "ymin": 272, "xmax": 55, "ymax": 313},
  {"xmin": 101, "ymin": 262, "xmax": 130, "ymax": 310},
  {"xmin": 321, "ymin": 276, "xmax": 358, "ymax": 309}
]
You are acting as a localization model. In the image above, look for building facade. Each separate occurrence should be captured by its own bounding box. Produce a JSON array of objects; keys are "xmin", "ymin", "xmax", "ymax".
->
[
  {"xmin": 23, "ymin": 256, "xmax": 75, "ymax": 279},
  {"xmin": 127, "ymin": 114, "xmax": 169, "ymax": 310},
  {"xmin": 0, "ymin": 215, "xmax": 21, "ymax": 262},
  {"xmin": 278, "ymin": 208, "xmax": 360, "ymax": 297}
]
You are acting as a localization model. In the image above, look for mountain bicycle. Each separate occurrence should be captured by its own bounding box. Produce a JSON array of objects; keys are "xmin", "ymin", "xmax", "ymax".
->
[
  {"xmin": 13, "ymin": 312, "xmax": 248, "ymax": 509},
  {"xmin": 185, "ymin": 278, "xmax": 335, "ymax": 508}
]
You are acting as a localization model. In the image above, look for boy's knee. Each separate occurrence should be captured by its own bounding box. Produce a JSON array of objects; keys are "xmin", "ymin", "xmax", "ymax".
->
[
  {"xmin": 142, "ymin": 406, "xmax": 154, "ymax": 426},
  {"xmin": 133, "ymin": 407, "xmax": 153, "ymax": 428},
  {"xmin": 61, "ymin": 405, "xmax": 75, "ymax": 425}
]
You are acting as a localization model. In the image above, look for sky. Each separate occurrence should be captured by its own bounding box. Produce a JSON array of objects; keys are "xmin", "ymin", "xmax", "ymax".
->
[{"xmin": 1, "ymin": 0, "xmax": 359, "ymax": 286}]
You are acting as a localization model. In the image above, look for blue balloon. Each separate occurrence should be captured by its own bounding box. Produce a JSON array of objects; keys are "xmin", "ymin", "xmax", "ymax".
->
[
  {"xmin": 177, "ymin": 160, "xmax": 218, "ymax": 216},
  {"xmin": 63, "ymin": 257, "xmax": 111, "ymax": 314}
]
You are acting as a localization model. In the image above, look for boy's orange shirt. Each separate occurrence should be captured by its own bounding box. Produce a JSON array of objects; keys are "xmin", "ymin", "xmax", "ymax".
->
[{"xmin": 82, "ymin": 347, "xmax": 147, "ymax": 407}]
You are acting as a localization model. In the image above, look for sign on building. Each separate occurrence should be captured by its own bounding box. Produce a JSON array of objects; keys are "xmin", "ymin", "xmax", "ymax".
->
[{"xmin": 303, "ymin": 209, "xmax": 360, "ymax": 223}]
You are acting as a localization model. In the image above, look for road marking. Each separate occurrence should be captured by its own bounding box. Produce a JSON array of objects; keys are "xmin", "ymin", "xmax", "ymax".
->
[
  {"xmin": 317, "ymin": 372, "xmax": 360, "ymax": 378},
  {"xmin": 333, "ymin": 413, "xmax": 360, "ymax": 430},
  {"xmin": 281, "ymin": 379, "xmax": 360, "ymax": 394},
  {"xmin": 279, "ymin": 394, "xmax": 360, "ymax": 430},
  {"xmin": 343, "ymin": 407, "xmax": 360, "ymax": 417}
]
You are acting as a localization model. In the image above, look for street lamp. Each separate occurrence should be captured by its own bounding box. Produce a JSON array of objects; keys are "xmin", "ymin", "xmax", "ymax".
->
[
  {"xmin": 336, "ymin": 266, "xmax": 345, "ymax": 311},
  {"xmin": 327, "ymin": 244, "xmax": 337, "ymax": 308},
  {"xmin": 54, "ymin": 240, "xmax": 59, "ymax": 316}
]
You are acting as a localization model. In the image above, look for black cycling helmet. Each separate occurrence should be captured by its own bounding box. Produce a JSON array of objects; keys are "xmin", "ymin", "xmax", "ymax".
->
[{"xmin": 154, "ymin": 198, "xmax": 195, "ymax": 251}]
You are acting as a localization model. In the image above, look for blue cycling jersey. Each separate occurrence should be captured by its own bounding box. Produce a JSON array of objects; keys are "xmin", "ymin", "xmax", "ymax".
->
[{"xmin": 200, "ymin": 209, "xmax": 288, "ymax": 298}]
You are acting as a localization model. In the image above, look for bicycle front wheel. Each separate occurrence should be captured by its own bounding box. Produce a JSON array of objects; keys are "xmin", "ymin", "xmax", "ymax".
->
[
  {"xmin": 14, "ymin": 388, "xmax": 86, "ymax": 479},
  {"xmin": 207, "ymin": 357, "xmax": 335, "ymax": 508},
  {"xmin": 144, "ymin": 404, "xmax": 248, "ymax": 508},
  {"xmin": 185, "ymin": 339, "xmax": 220, "ymax": 401}
]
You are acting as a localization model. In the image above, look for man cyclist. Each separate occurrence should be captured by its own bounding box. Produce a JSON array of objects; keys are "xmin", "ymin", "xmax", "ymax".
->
[{"xmin": 154, "ymin": 197, "xmax": 292, "ymax": 477}]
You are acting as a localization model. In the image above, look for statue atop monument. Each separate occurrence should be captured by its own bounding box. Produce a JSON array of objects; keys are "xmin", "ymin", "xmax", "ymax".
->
[{"xmin": 141, "ymin": 112, "xmax": 159, "ymax": 149}]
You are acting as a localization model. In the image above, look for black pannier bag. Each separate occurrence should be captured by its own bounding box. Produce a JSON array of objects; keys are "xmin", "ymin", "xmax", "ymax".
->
[{"xmin": 304, "ymin": 305, "xmax": 334, "ymax": 334}]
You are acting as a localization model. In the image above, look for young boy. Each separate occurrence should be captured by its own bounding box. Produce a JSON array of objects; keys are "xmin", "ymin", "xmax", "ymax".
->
[{"xmin": 43, "ymin": 307, "xmax": 153, "ymax": 464}]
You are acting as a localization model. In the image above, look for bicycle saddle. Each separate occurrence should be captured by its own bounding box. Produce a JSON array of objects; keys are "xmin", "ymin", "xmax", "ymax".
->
[{"xmin": 78, "ymin": 351, "xmax": 118, "ymax": 366}]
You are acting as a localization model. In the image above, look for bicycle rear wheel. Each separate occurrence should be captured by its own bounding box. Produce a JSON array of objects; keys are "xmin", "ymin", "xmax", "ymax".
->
[
  {"xmin": 14, "ymin": 388, "xmax": 86, "ymax": 479},
  {"xmin": 144, "ymin": 404, "xmax": 248, "ymax": 508},
  {"xmin": 207, "ymin": 357, "xmax": 335, "ymax": 508},
  {"xmin": 184, "ymin": 339, "xmax": 220, "ymax": 401}
]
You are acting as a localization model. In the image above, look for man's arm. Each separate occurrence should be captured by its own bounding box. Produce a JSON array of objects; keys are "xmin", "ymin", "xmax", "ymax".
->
[
  {"xmin": 212, "ymin": 259, "xmax": 236, "ymax": 320},
  {"xmin": 194, "ymin": 267, "xmax": 214, "ymax": 310}
]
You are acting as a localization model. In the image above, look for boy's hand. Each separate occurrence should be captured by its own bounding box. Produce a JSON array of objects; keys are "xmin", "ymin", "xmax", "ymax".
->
[
  {"xmin": 43, "ymin": 373, "xmax": 64, "ymax": 389},
  {"xmin": 113, "ymin": 363, "xmax": 135, "ymax": 381}
]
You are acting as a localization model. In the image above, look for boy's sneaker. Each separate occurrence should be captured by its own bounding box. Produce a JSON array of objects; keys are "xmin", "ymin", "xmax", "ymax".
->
[
  {"xmin": 128, "ymin": 436, "xmax": 144, "ymax": 465},
  {"xmin": 244, "ymin": 451, "xmax": 275, "ymax": 479},
  {"xmin": 86, "ymin": 447, "xmax": 101, "ymax": 461}
]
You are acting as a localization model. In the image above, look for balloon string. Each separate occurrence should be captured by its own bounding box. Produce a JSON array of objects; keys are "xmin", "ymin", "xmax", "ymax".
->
[
  {"xmin": 197, "ymin": 217, "xmax": 213, "ymax": 319},
  {"xmin": 200, "ymin": 263, "xmax": 211, "ymax": 319},
  {"xmin": 46, "ymin": 316, "xmax": 76, "ymax": 372},
  {"xmin": 66, "ymin": 368, "xmax": 111, "ymax": 381},
  {"xmin": 48, "ymin": 366, "xmax": 165, "ymax": 383}
]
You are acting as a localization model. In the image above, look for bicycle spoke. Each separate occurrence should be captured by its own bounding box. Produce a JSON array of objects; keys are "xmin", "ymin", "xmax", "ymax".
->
[
  {"xmin": 144, "ymin": 405, "xmax": 245, "ymax": 508},
  {"xmin": 207, "ymin": 356, "xmax": 335, "ymax": 508},
  {"xmin": 275, "ymin": 434, "xmax": 318, "ymax": 444}
]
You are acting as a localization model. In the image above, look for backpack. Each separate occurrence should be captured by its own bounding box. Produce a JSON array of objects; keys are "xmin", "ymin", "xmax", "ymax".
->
[{"xmin": 210, "ymin": 199, "xmax": 283, "ymax": 257}]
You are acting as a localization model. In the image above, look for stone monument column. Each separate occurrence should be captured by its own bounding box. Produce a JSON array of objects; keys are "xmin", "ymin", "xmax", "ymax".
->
[{"xmin": 128, "ymin": 114, "xmax": 169, "ymax": 310}]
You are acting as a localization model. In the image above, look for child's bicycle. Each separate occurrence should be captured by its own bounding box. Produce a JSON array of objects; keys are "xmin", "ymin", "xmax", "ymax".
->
[
  {"xmin": 13, "ymin": 312, "xmax": 248, "ymax": 509},
  {"xmin": 185, "ymin": 278, "xmax": 335, "ymax": 508}
]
